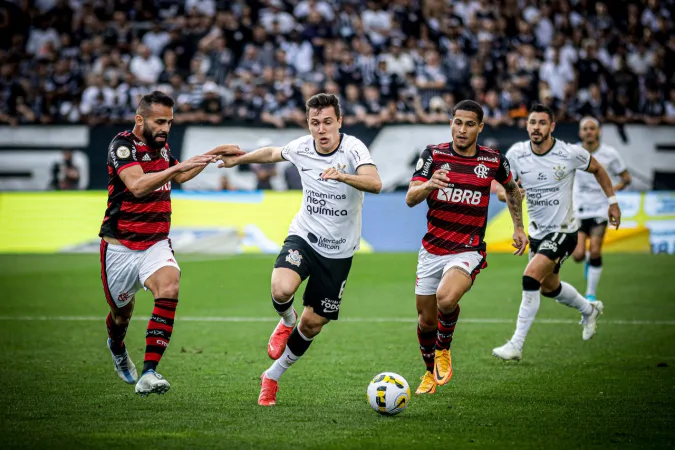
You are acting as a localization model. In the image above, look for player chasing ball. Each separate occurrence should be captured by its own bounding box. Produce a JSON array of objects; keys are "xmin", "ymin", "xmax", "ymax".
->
[
  {"xmin": 492, "ymin": 104, "xmax": 621, "ymax": 362},
  {"xmin": 99, "ymin": 91, "xmax": 243, "ymax": 396},
  {"xmin": 572, "ymin": 117, "xmax": 631, "ymax": 301},
  {"xmin": 216, "ymin": 93, "xmax": 382, "ymax": 406},
  {"xmin": 405, "ymin": 100, "xmax": 528, "ymax": 394}
]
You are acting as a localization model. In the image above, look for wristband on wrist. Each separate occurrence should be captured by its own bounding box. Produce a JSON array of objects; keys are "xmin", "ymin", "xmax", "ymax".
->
[{"xmin": 608, "ymin": 196, "xmax": 618, "ymax": 205}]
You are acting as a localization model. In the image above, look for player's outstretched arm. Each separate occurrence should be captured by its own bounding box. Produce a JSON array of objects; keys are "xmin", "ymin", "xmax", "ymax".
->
[
  {"xmin": 321, "ymin": 164, "xmax": 382, "ymax": 194},
  {"xmin": 174, "ymin": 144, "xmax": 244, "ymax": 183},
  {"xmin": 502, "ymin": 178, "xmax": 528, "ymax": 256},
  {"xmin": 405, "ymin": 170, "xmax": 449, "ymax": 207},
  {"xmin": 119, "ymin": 154, "xmax": 217, "ymax": 197},
  {"xmin": 586, "ymin": 156, "xmax": 621, "ymax": 229},
  {"xmin": 217, "ymin": 146, "xmax": 284, "ymax": 168}
]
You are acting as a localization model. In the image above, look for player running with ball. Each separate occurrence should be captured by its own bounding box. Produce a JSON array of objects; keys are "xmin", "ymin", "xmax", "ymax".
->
[
  {"xmin": 406, "ymin": 100, "xmax": 528, "ymax": 395},
  {"xmin": 492, "ymin": 105, "xmax": 621, "ymax": 362},
  {"xmin": 217, "ymin": 93, "xmax": 381, "ymax": 406}
]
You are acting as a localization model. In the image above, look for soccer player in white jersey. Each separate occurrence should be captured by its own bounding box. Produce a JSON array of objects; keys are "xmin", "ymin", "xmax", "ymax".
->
[
  {"xmin": 217, "ymin": 93, "xmax": 381, "ymax": 406},
  {"xmin": 572, "ymin": 117, "xmax": 631, "ymax": 301},
  {"xmin": 492, "ymin": 104, "xmax": 622, "ymax": 361}
]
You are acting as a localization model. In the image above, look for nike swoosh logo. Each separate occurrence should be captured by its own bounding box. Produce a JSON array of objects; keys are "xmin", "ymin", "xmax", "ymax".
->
[
  {"xmin": 521, "ymin": 171, "xmax": 531, "ymax": 174},
  {"xmin": 301, "ymin": 168, "xmax": 312, "ymax": 172}
]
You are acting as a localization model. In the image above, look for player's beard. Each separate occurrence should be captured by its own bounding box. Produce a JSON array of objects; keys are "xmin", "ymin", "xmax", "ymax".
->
[
  {"xmin": 530, "ymin": 131, "xmax": 549, "ymax": 145},
  {"xmin": 143, "ymin": 127, "xmax": 168, "ymax": 150}
]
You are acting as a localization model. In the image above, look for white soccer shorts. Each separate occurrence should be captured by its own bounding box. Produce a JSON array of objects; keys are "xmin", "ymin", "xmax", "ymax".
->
[
  {"xmin": 100, "ymin": 239, "xmax": 181, "ymax": 308},
  {"xmin": 415, "ymin": 247, "xmax": 486, "ymax": 296}
]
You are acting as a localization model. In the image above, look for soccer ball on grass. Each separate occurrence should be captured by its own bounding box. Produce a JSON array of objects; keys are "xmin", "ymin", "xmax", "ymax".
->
[{"xmin": 366, "ymin": 372, "xmax": 410, "ymax": 416}]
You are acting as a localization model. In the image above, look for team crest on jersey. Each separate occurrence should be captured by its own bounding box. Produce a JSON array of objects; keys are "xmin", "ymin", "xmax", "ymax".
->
[
  {"xmin": 553, "ymin": 164, "xmax": 567, "ymax": 181},
  {"xmin": 161, "ymin": 148, "xmax": 169, "ymax": 161},
  {"xmin": 116, "ymin": 146, "xmax": 131, "ymax": 159},
  {"xmin": 474, "ymin": 163, "xmax": 489, "ymax": 179},
  {"xmin": 285, "ymin": 249, "xmax": 302, "ymax": 267}
]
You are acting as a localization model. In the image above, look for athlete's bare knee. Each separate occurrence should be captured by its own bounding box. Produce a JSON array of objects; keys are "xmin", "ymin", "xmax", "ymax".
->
[
  {"xmin": 417, "ymin": 313, "xmax": 436, "ymax": 331},
  {"xmin": 112, "ymin": 312, "xmax": 131, "ymax": 327},
  {"xmin": 436, "ymin": 291, "xmax": 460, "ymax": 314},
  {"xmin": 271, "ymin": 282, "xmax": 296, "ymax": 303},
  {"xmin": 157, "ymin": 279, "xmax": 180, "ymax": 299},
  {"xmin": 572, "ymin": 250, "xmax": 585, "ymax": 263},
  {"xmin": 298, "ymin": 316, "xmax": 324, "ymax": 338}
]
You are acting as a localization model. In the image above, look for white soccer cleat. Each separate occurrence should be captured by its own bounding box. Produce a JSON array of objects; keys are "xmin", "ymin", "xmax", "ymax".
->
[
  {"xmin": 581, "ymin": 301, "xmax": 604, "ymax": 341},
  {"xmin": 135, "ymin": 370, "xmax": 171, "ymax": 397},
  {"xmin": 492, "ymin": 340, "xmax": 523, "ymax": 361},
  {"xmin": 107, "ymin": 338, "xmax": 137, "ymax": 384}
]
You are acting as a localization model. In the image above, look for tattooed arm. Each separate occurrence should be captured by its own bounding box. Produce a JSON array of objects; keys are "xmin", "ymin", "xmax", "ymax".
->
[{"xmin": 501, "ymin": 178, "xmax": 528, "ymax": 256}]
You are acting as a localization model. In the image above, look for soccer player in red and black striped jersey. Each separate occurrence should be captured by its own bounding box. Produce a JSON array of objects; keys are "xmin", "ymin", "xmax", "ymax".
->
[
  {"xmin": 405, "ymin": 100, "xmax": 528, "ymax": 394},
  {"xmin": 99, "ymin": 91, "xmax": 243, "ymax": 396}
]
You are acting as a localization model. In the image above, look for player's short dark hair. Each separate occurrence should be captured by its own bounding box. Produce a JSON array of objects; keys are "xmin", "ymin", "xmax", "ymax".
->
[
  {"xmin": 453, "ymin": 100, "xmax": 484, "ymax": 123},
  {"xmin": 137, "ymin": 91, "xmax": 175, "ymax": 117},
  {"xmin": 305, "ymin": 93, "xmax": 341, "ymax": 120},
  {"xmin": 528, "ymin": 103, "xmax": 554, "ymax": 122}
]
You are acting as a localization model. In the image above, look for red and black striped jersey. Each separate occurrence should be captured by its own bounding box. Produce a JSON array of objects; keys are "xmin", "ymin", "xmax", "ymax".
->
[
  {"xmin": 99, "ymin": 130, "xmax": 179, "ymax": 250},
  {"xmin": 411, "ymin": 142, "xmax": 512, "ymax": 255}
]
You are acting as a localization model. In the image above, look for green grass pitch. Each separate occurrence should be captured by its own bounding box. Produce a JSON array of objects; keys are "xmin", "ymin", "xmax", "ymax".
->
[{"xmin": 1, "ymin": 253, "xmax": 674, "ymax": 449}]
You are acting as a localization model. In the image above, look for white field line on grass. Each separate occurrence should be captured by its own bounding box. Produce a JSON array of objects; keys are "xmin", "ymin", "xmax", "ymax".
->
[{"xmin": 0, "ymin": 316, "xmax": 674, "ymax": 325}]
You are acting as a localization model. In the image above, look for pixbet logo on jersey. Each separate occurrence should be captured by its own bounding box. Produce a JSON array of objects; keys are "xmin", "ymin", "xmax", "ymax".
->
[{"xmin": 436, "ymin": 187, "xmax": 482, "ymax": 205}]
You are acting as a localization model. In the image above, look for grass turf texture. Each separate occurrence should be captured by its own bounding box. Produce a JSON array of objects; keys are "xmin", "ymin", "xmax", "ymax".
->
[{"xmin": 0, "ymin": 253, "xmax": 674, "ymax": 449}]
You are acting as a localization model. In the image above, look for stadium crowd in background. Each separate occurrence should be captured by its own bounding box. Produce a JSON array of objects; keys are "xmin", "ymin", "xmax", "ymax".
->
[{"xmin": 1, "ymin": 0, "xmax": 674, "ymax": 128}]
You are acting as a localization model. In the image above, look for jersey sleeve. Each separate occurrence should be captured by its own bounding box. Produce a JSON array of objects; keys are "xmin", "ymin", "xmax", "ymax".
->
[
  {"xmin": 504, "ymin": 146, "xmax": 519, "ymax": 181},
  {"xmin": 411, "ymin": 146, "xmax": 434, "ymax": 182},
  {"xmin": 108, "ymin": 138, "xmax": 139, "ymax": 173},
  {"xmin": 571, "ymin": 145, "xmax": 592, "ymax": 171},
  {"xmin": 348, "ymin": 139, "xmax": 375, "ymax": 170},
  {"xmin": 280, "ymin": 138, "xmax": 303, "ymax": 164},
  {"xmin": 495, "ymin": 152, "xmax": 513, "ymax": 185},
  {"xmin": 169, "ymin": 151, "xmax": 179, "ymax": 167},
  {"xmin": 608, "ymin": 148, "xmax": 627, "ymax": 175}
]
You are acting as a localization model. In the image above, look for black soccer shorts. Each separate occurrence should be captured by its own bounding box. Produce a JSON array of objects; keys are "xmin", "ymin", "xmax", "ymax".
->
[
  {"xmin": 529, "ymin": 231, "xmax": 578, "ymax": 274},
  {"xmin": 274, "ymin": 235, "xmax": 353, "ymax": 321},
  {"xmin": 578, "ymin": 217, "xmax": 608, "ymax": 236}
]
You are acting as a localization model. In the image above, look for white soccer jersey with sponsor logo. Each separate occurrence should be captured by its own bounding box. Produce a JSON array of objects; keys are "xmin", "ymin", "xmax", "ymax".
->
[
  {"xmin": 573, "ymin": 144, "xmax": 626, "ymax": 220},
  {"xmin": 505, "ymin": 139, "xmax": 591, "ymax": 239},
  {"xmin": 281, "ymin": 133, "xmax": 375, "ymax": 258}
]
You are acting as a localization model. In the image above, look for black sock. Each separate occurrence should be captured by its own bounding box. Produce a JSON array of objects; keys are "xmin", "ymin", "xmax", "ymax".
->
[
  {"xmin": 286, "ymin": 327, "xmax": 313, "ymax": 357},
  {"xmin": 272, "ymin": 294, "xmax": 294, "ymax": 313},
  {"xmin": 143, "ymin": 361, "xmax": 158, "ymax": 373}
]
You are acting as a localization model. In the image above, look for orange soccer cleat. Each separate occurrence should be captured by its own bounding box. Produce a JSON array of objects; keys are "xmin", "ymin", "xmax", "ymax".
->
[
  {"xmin": 258, "ymin": 372, "xmax": 279, "ymax": 406},
  {"xmin": 267, "ymin": 310, "xmax": 297, "ymax": 360},
  {"xmin": 433, "ymin": 348, "xmax": 453, "ymax": 386}
]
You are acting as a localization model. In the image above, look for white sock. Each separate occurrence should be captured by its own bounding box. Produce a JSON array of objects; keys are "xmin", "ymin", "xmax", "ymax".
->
[
  {"xmin": 265, "ymin": 329, "xmax": 313, "ymax": 381},
  {"xmin": 586, "ymin": 265, "xmax": 602, "ymax": 297},
  {"xmin": 511, "ymin": 290, "xmax": 540, "ymax": 350},
  {"xmin": 273, "ymin": 295, "xmax": 296, "ymax": 327},
  {"xmin": 555, "ymin": 282, "xmax": 593, "ymax": 315}
]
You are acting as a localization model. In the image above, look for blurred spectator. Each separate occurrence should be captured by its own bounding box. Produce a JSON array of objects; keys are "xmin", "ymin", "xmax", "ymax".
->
[
  {"xmin": 641, "ymin": 86, "xmax": 666, "ymax": 126},
  {"xmin": 143, "ymin": 22, "xmax": 171, "ymax": 56},
  {"xmin": 130, "ymin": 44, "xmax": 164, "ymax": 85},
  {"xmin": 483, "ymin": 90, "xmax": 512, "ymax": 128},
  {"xmin": 50, "ymin": 150, "xmax": 81, "ymax": 190},
  {"xmin": 251, "ymin": 163, "xmax": 277, "ymax": 190},
  {"xmin": 0, "ymin": 0, "xmax": 672, "ymax": 128},
  {"xmin": 284, "ymin": 164, "xmax": 303, "ymax": 190}
]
